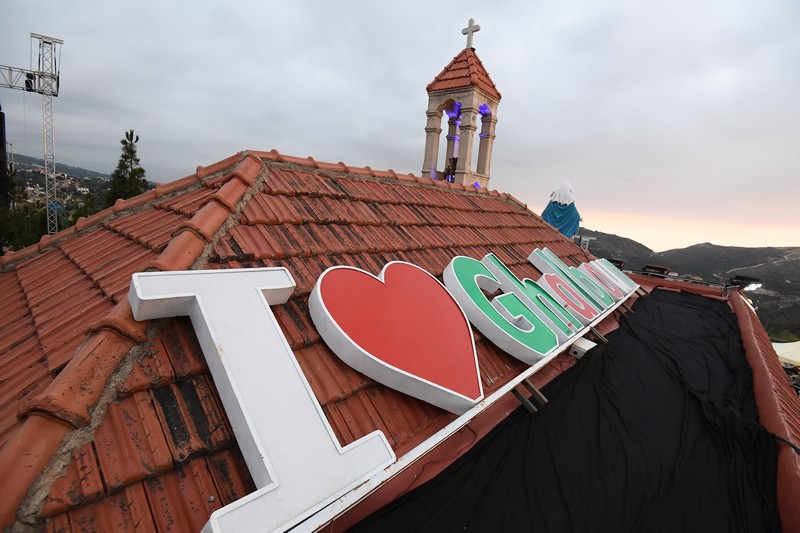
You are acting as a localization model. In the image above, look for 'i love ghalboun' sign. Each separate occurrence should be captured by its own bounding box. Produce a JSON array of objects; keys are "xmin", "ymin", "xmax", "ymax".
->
[
  {"xmin": 309, "ymin": 247, "xmax": 636, "ymax": 415},
  {"xmin": 129, "ymin": 247, "xmax": 637, "ymax": 533}
]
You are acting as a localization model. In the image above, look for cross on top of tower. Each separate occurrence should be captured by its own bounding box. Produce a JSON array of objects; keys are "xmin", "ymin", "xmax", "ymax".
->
[{"xmin": 462, "ymin": 18, "xmax": 480, "ymax": 49}]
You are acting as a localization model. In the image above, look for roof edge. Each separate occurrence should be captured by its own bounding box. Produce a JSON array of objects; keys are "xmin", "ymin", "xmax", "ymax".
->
[{"xmin": 729, "ymin": 293, "xmax": 800, "ymax": 532}]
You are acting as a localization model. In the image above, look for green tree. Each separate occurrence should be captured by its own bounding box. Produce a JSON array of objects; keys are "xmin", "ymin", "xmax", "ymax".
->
[
  {"xmin": 0, "ymin": 161, "xmax": 48, "ymax": 251},
  {"xmin": 104, "ymin": 129, "xmax": 148, "ymax": 208},
  {"xmin": 0, "ymin": 200, "xmax": 46, "ymax": 251},
  {"xmin": 70, "ymin": 192, "xmax": 98, "ymax": 225},
  {"xmin": 6, "ymin": 162, "xmax": 26, "ymax": 209}
]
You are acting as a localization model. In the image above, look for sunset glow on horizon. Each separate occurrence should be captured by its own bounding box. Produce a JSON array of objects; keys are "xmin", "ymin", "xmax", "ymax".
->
[{"xmin": 581, "ymin": 210, "xmax": 797, "ymax": 253}]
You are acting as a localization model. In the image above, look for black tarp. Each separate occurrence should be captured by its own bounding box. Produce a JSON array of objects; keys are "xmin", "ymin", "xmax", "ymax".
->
[{"xmin": 349, "ymin": 289, "xmax": 779, "ymax": 532}]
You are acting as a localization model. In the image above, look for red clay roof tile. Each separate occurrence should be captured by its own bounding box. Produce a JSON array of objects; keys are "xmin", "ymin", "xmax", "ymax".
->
[
  {"xmin": 15, "ymin": 249, "xmax": 114, "ymax": 372},
  {"xmin": 155, "ymin": 174, "xmax": 202, "ymax": 197},
  {"xmin": 151, "ymin": 375, "xmax": 232, "ymax": 463},
  {"xmin": 295, "ymin": 342, "xmax": 371, "ymax": 405},
  {"xmin": 94, "ymin": 390, "xmax": 174, "ymax": 491},
  {"xmin": 156, "ymin": 317, "xmax": 206, "ymax": 380},
  {"xmin": 155, "ymin": 185, "xmax": 217, "ymax": 216},
  {"xmin": 0, "ymin": 243, "xmax": 38, "ymax": 267},
  {"xmin": 113, "ymin": 190, "xmax": 158, "ymax": 213},
  {"xmin": 143, "ymin": 229, "xmax": 207, "ymax": 272},
  {"xmin": 43, "ymin": 443, "xmax": 104, "ymax": 518},
  {"xmin": 19, "ymin": 315, "xmax": 136, "ymax": 429},
  {"xmin": 226, "ymin": 225, "xmax": 276, "ymax": 260},
  {"xmin": 0, "ymin": 414, "xmax": 72, "ymax": 526},
  {"xmin": 105, "ymin": 209, "xmax": 189, "ymax": 251},
  {"xmin": 224, "ymin": 153, "xmax": 263, "ymax": 187},
  {"xmin": 313, "ymin": 159, "xmax": 348, "ymax": 173},
  {"xmin": 118, "ymin": 339, "xmax": 175, "ymax": 397},
  {"xmin": 45, "ymin": 481, "xmax": 157, "ymax": 533},
  {"xmin": 144, "ymin": 456, "xmax": 223, "ymax": 532},
  {"xmin": 0, "ymin": 273, "xmax": 39, "ymax": 354},
  {"xmin": 205, "ymin": 449, "xmax": 256, "ymax": 506},
  {"xmin": 329, "ymin": 387, "xmax": 448, "ymax": 451},
  {"xmin": 0, "ymin": 360, "xmax": 50, "ymax": 447},
  {"xmin": 178, "ymin": 201, "xmax": 231, "ymax": 242}
]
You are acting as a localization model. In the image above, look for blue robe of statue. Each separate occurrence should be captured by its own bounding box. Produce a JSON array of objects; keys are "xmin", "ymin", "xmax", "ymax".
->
[{"xmin": 542, "ymin": 201, "xmax": 581, "ymax": 238}]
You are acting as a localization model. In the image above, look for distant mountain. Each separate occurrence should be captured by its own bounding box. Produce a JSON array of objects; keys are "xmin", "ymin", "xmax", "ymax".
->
[
  {"xmin": 11, "ymin": 154, "xmax": 111, "ymax": 180},
  {"xmin": 581, "ymin": 229, "xmax": 800, "ymax": 338},
  {"xmin": 579, "ymin": 229, "xmax": 658, "ymax": 271},
  {"xmin": 659, "ymin": 243, "xmax": 794, "ymax": 282}
]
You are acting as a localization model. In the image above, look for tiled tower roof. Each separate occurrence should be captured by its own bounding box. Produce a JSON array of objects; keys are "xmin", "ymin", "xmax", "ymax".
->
[{"xmin": 426, "ymin": 48, "xmax": 501, "ymax": 100}]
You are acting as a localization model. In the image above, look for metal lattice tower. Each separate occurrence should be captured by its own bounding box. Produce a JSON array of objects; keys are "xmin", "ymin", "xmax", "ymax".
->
[{"xmin": 0, "ymin": 33, "xmax": 63, "ymax": 234}]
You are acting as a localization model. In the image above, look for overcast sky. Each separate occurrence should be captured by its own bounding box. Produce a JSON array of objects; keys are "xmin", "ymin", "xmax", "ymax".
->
[{"xmin": 2, "ymin": 1, "xmax": 798, "ymax": 251}]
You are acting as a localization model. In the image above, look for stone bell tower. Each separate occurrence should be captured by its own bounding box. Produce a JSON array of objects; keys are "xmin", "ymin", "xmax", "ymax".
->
[{"xmin": 421, "ymin": 18, "xmax": 502, "ymax": 188}]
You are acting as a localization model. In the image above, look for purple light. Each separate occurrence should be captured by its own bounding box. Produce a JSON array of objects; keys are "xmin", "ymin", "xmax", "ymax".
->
[
  {"xmin": 478, "ymin": 103, "xmax": 490, "ymax": 115},
  {"xmin": 445, "ymin": 101, "xmax": 463, "ymax": 118},
  {"xmin": 473, "ymin": 181, "xmax": 481, "ymax": 188}
]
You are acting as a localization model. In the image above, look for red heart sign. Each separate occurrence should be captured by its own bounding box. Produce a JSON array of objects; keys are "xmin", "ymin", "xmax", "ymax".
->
[{"xmin": 309, "ymin": 262, "xmax": 483, "ymax": 414}]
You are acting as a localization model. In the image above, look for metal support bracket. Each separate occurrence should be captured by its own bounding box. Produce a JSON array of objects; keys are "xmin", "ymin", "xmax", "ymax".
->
[
  {"xmin": 522, "ymin": 379, "xmax": 548, "ymax": 408},
  {"xmin": 512, "ymin": 388, "xmax": 538, "ymax": 414},
  {"xmin": 589, "ymin": 326, "xmax": 608, "ymax": 345},
  {"xmin": 512, "ymin": 379, "xmax": 549, "ymax": 414}
]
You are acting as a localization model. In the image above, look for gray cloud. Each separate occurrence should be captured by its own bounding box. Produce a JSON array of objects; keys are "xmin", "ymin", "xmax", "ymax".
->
[{"xmin": 2, "ymin": 0, "xmax": 798, "ymax": 249}]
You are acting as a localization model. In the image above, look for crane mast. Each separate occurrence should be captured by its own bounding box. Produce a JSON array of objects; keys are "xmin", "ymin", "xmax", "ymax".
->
[{"xmin": 0, "ymin": 33, "xmax": 63, "ymax": 234}]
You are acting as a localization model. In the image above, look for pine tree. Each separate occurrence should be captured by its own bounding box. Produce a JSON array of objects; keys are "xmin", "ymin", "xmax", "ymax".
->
[{"xmin": 104, "ymin": 129, "xmax": 148, "ymax": 208}]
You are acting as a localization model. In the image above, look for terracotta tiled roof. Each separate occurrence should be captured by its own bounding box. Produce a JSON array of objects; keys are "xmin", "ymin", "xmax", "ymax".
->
[
  {"xmin": 427, "ymin": 48, "xmax": 502, "ymax": 100},
  {"xmin": 0, "ymin": 150, "xmax": 583, "ymax": 530},
  {"xmin": 2, "ymin": 150, "xmax": 797, "ymax": 531}
]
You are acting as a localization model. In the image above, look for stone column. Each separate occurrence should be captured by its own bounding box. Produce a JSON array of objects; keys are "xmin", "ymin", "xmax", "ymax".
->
[
  {"xmin": 444, "ymin": 115, "xmax": 460, "ymax": 182},
  {"xmin": 454, "ymin": 106, "xmax": 477, "ymax": 185},
  {"xmin": 476, "ymin": 113, "xmax": 497, "ymax": 176},
  {"xmin": 421, "ymin": 110, "xmax": 442, "ymax": 179}
]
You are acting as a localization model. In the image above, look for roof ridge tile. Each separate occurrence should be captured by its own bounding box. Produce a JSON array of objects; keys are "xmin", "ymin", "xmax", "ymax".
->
[
  {"xmin": 142, "ymin": 229, "xmax": 207, "ymax": 272},
  {"xmin": 37, "ymin": 228, "xmax": 77, "ymax": 251},
  {"xmin": 0, "ymin": 243, "xmax": 40, "ymax": 268},
  {"xmin": 250, "ymin": 149, "xmax": 284, "ymax": 162},
  {"xmin": 195, "ymin": 153, "xmax": 242, "ymax": 180},
  {"xmin": 347, "ymin": 165, "xmax": 377, "ymax": 177},
  {"xmin": 315, "ymin": 160, "xmax": 349, "ymax": 173},
  {"xmin": 19, "ymin": 304, "xmax": 144, "ymax": 427},
  {"xmin": 177, "ymin": 202, "xmax": 232, "ymax": 242},
  {"xmin": 153, "ymin": 174, "xmax": 202, "ymax": 197},
  {"xmin": 113, "ymin": 190, "xmax": 158, "ymax": 213},
  {"xmin": 224, "ymin": 153, "xmax": 263, "ymax": 188},
  {"xmin": 277, "ymin": 154, "xmax": 314, "ymax": 166}
]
